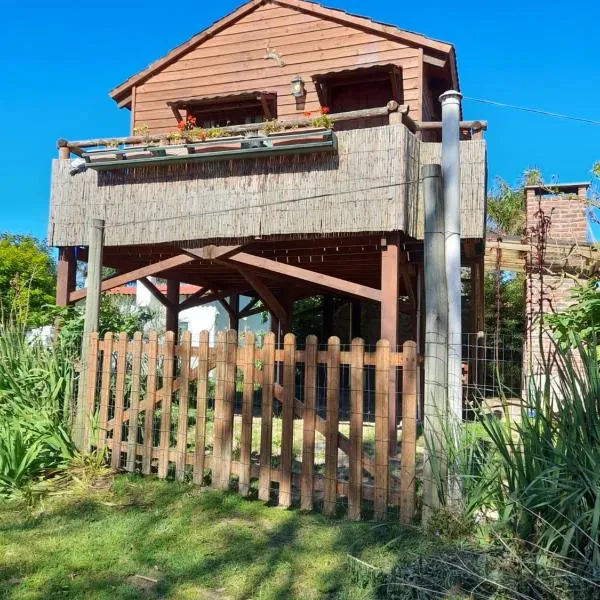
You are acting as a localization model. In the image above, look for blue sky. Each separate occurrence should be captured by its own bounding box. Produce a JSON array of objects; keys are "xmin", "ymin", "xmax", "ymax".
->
[{"xmin": 1, "ymin": 0, "xmax": 598, "ymax": 241}]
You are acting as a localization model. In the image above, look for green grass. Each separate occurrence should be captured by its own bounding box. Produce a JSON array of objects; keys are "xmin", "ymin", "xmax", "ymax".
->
[{"xmin": 0, "ymin": 475, "xmax": 435, "ymax": 600}]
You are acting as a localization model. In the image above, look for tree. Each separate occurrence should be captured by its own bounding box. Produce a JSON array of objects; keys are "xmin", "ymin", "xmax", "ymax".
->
[{"xmin": 0, "ymin": 234, "xmax": 56, "ymax": 327}]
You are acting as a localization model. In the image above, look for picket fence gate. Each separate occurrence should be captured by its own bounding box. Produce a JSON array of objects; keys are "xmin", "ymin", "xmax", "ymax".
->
[{"xmin": 81, "ymin": 329, "xmax": 419, "ymax": 522}]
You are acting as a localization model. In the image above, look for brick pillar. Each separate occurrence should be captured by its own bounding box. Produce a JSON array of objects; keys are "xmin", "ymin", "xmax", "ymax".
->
[{"xmin": 523, "ymin": 183, "xmax": 589, "ymax": 397}]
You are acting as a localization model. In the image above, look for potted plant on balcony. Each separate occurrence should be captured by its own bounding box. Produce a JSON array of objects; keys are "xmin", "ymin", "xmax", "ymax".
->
[{"xmin": 268, "ymin": 107, "xmax": 333, "ymax": 147}]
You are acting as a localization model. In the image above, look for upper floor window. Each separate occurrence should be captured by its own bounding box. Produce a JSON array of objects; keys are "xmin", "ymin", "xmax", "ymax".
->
[
  {"xmin": 167, "ymin": 91, "xmax": 277, "ymax": 128},
  {"xmin": 312, "ymin": 64, "xmax": 403, "ymax": 113}
]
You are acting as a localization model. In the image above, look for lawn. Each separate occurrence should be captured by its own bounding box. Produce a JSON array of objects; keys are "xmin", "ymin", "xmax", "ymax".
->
[{"xmin": 0, "ymin": 475, "xmax": 436, "ymax": 600}]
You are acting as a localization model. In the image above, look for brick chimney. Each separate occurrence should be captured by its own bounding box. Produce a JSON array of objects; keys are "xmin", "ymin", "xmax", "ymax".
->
[{"xmin": 523, "ymin": 182, "xmax": 590, "ymax": 397}]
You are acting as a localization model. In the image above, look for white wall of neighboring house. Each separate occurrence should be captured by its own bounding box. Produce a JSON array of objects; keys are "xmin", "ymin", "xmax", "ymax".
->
[{"xmin": 136, "ymin": 278, "xmax": 269, "ymax": 343}]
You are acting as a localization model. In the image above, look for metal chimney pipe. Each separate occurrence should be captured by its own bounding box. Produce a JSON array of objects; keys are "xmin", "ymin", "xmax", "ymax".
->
[{"xmin": 439, "ymin": 90, "xmax": 463, "ymax": 427}]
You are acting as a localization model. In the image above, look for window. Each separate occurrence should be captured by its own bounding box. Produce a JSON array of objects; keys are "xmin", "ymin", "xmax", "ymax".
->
[{"xmin": 167, "ymin": 91, "xmax": 277, "ymax": 128}]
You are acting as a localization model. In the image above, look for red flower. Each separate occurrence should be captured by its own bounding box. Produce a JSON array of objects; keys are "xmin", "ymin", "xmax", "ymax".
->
[
  {"xmin": 177, "ymin": 120, "xmax": 185, "ymax": 131},
  {"xmin": 320, "ymin": 106, "xmax": 330, "ymax": 115},
  {"xmin": 187, "ymin": 115, "xmax": 196, "ymax": 124},
  {"xmin": 303, "ymin": 111, "xmax": 312, "ymax": 118}
]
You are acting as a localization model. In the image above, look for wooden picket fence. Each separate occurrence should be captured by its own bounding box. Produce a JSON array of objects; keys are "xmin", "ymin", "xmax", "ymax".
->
[{"xmin": 80, "ymin": 329, "xmax": 419, "ymax": 522}]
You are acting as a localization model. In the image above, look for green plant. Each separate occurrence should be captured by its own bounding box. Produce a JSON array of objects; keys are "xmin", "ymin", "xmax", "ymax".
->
[
  {"xmin": 311, "ymin": 106, "xmax": 334, "ymax": 129},
  {"xmin": 166, "ymin": 130, "xmax": 183, "ymax": 142},
  {"xmin": 262, "ymin": 119, "xmax": 283, "ymax": 134},
  {"xmin": 132, "ymin": 123, "xmax": 149, "ymax": 137}
]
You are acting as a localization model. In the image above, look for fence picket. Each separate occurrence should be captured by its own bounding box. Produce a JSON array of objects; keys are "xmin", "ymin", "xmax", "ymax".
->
[
  {"xmin": 83, "ymin": 332, "xmax": 99, "ymax": 453},
  {"xmin": 193, "ymin": 331, "xmax": 210, "ymax": 485},
  {"xmin": 97, "ymin": 333, "xmax": 113, "ymax": 453},
  {"xmin": 213, "ymin": 330, "xmax": 237, "ymax": 490},
  {"xmin": 324, "ymin": 336, "xmax": 341, "ymax": 517},
  {"xmin": 279, "ymin": 333, "xmax": 296, "ymax": 507},
  {"xmin": 239, "ymin": 332, "xmax": 255, "ymax": 495},
  {"xmin": 158, "ymin": 331, "xmax": 175, "ymax": 478},
  {"xmin": 400, "ymin": 341, "xmax": 418, "ymax": 523},
  {"xmin": 126, "ymin": 332, "xmax": 143, "ymax": 472},
  {"xmin": 301, "ymin": 335, "xmax": 317, "ymax": 511},
  {"xmin": 349, "ymin": 337, "xmax": 364, "ymax": 520},
  {"xmin": 374, "ymin": 339, "xmax": 390, "ymax": 520},
  {"xmin": 175, "ymin": 331, "xmax": 192, "ymax": 481},
  {"xmin": 111, "ymin": 333, "xmax": 128, "ymax": 470},
  {"xmin": 258, "ymin": 332, "xmax": 276, "ymax": 501},
  {"xmin": 142, "ymin": 332, "xmax": 158, "ymax": 475}
]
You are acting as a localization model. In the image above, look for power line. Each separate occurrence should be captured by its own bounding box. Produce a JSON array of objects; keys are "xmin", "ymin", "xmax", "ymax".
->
[{"xmin": 463, "ymin": 96, "xmax": 600, "ymax": 126}]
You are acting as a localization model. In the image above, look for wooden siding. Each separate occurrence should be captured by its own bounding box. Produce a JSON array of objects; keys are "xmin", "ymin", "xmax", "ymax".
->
[
  {"xmin": 48, "ymin": 126, "xmax": 486, "ymax": 247},
  {"xmin": 133, "ymin": 3, "xmax": 424, "ymax": 134}
]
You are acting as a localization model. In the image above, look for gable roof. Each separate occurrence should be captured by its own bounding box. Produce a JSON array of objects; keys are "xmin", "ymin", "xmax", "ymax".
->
[{"xmin": 109, "ymin": 0, "xmax": 458, "ymax": 107}]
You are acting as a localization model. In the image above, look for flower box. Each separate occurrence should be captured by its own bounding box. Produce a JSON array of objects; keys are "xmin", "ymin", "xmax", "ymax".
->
[{"xmin": 268, "ymin": 127, "xmax": 330, "ymax": 147}]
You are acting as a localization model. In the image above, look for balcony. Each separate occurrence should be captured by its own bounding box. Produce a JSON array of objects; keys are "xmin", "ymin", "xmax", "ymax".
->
[{"xmin": 49, "ymin": 104, "xmax": 487, "ymax": 249}]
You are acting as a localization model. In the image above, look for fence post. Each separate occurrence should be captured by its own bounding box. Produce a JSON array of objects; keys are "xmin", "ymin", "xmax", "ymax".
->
[
  {"xmin": 422, "ymin": 163, "xmax": 448, "ymax": 521},
  {"xmin": 259, "ymin": 332, "xmax": 276, "ymax": 501},
  {"xmin": 374, "ymin": 339, "xmax": 390, "ymax": 520},
  {"xmin": 324, "ymin": 336, "xmax": 341, "ymax": 517},
  {"xmin": 239, "ymin": 331, "xmax": 255, "ymax": 496},
  {"xmin": 158, "ymin": 331, "xmax": 175, "ymax": 479},
  {"xmin": 175, "ymin": 331, "xmax": 191, "ymax": 481},
  {"xmin": 142, "ymin": 332, "xmax": 158, "ymax": 475},
  {"xmin": 301, "ymin": 335, "xmax": 317, "ymax": 511},
  {"xmin": 111, "ymin": 333, "xmax": 127, "ymax": 470},
  {"xmin": 348, "ymin": 337, "xmax": 364, "ymax": 520},
  {"xmin": 400, "ymin": 341, "xmax": 417, "ymax": 523},
  {"xmin": 126, "ymin": 332, "xmax": 143, "ymax": 472},
  {"xmin": 193, "ymin": 330, "xmax": 210, "ymax": 485},
  {"xmin": 278, "ymin": 333, "xmax": 296, "ymax": 507}
]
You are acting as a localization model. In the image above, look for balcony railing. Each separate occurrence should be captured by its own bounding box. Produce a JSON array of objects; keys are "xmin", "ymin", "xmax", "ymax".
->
[{"xmin": 57, "ymin": 102, "xmax": 487, "ymax": 169}]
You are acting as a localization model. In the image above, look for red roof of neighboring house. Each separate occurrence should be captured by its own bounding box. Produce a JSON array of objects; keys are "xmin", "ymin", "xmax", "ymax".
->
[{"xmin": 106, "ymin": 284, "xmax": 202, "ymax": 296}]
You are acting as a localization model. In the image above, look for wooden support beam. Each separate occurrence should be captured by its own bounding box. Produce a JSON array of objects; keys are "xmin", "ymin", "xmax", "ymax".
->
[
  {"xmin": 235, "ymin": 266, "xmax": 288, "ymax": 329},
  {"xmin": 56, "ymin": 247, "xmax": 77, "ymax": 306},
  {"xmin": 183, "ymin": 245, "xmax": 241, "ymax": 261},
  {"xmin": 238, "ymin": 296, "xmax": 260, "ymax": 317},
  {"xmin": 166, "ymin": 280, "xmax": 179, "ymax": 336},
  {"xmin": 139, "ymin": 277, "xmax": 176, "ymax": 311},
  {"xmin": 381, "ymin": 238, "xmax": 399, "ymax": 455},
  {"xmin": 351, "ymin": 301, "xmax": 361, "ymax": 339},
  {"xmin": 229, "ymin": 294, "xmax": 240, "ymax": 331},
  {"xmin": 224, "ymin": 252, "xmax": 382, "ymax": 302},
  {"xmin": 177, "ymin": 287, "xmax": 207, "ymax": 312},
  {"xmin": 178, "ymin": 287, "xmax": 244, "ymax": 312},
  {"xmin": 70, "ymin": 254, "xmax": 196, "ymax": 302}
]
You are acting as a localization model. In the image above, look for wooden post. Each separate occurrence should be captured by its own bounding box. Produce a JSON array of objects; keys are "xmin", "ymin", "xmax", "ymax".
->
[
  {"xmin": 422, "ymin": 164, "xmax": 448, "ymax": 521},
  {"xmin": 229, "ymin": 294, "xmax": 240, "ymax": 332},
  {"xmin": 82, "ymin": 332, "xmax": 99, "ymax": 453},
  {"xmin": 322, "ymin": 295, "xmax": 333, "ymax": 340},
  {"xmin": 374, "ymin": 339, "xmax": 390, "ymax": 520},
  {"xmin": 111, "ymin": 333, "xmax": 127, "ymax": 470},
  {"xmin": 97, "ymin": 332, "xmax": 113, "ymax": 454},
  {"xmin": 400, "ymin": 341, "xmax": 417, "ymax": 523},
  {"xmin": 258, "ymin": 332, "xmax": 276, "ymax": 501},
  {"xmin": 348, "ymin": 337, "xmax": 364, "ymax": 520},
  {"xmin": 56, "ymin": 247, "xmax": 76, "ymax": 306},
  {"xmin": 239, "ymin": 331, "xmax": 255, "ymax": 495},
  {"xmin": 142, "ymin": 332, "xmax": 158, "ymax": 475},
  {"xmin": 301, "ymin": 335, "xmax": 317, "ymax": 511},
  {"xmin": 126, "ymin": 332, "xmax": 143, "ymax": 472},
  {"xmin": 193, "ymin": 330, "xmax": 210, "ymax": 485},
  {"xmin": 75, "ymin": 218, "xmax": 104, "ymax": 450},
  {"xmin": 166, "ymin": 280, "xmax": 179, "ymax": 338},
  {"xmin": 324, "ymin": 336, "xmax": 341, "ymax": 517},
  {"xmin": 175, "ymin": 331, "xmax": 191, "ymax": 481},
  {"xmin": 158, "ymin": 331, "xmax": 175, "ymax": 479},
  {"xmin": 381, "ymin": 237, "xmax": 399, "ymax": 456},
  {"xmin": 279, "ymin": 332, "xmax": 296, "ymax": 507},
  {"xmin": 351, "ymin": 301, "xmax": 361, "ymax": 339}
]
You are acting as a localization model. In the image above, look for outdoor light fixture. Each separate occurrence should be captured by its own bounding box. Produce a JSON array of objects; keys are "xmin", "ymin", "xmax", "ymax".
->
[
  {"xmin": 69, "ymin": 157, "xmax": 87, "ymax": 176},
  {"xmin": 290, "ymin": 75, "xmax": 305, "ymax": 98}
]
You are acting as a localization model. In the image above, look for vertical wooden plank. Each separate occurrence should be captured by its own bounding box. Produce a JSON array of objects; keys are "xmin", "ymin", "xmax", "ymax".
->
[
  {"xmin": 97, "ymin": 333, "xmax": 113, "ymax": 453},
  {"xmin": 374, "ymin": 339, "xmax": 390, "ymax": 520},
  {"xmin": 175, "ymin": 331, "xmax": 191, "ymax": 481},
  {"xmin": 193, "ymin": 330, "xmax": 210, "ymax": 485},
  {"xmin": 348, "ymin": 337, "xmax": 364, "ymax": 520},
  {"xmin": 111, "ymin": 333, "xmax": 128, "ymax": 470},
  {"xmin": 142, "ymin": 332, "xmax": 158, "ymax": 475},
  {"xmin": 400, "ymin": 341, "xmax": 418, "ymax": 523},
  {"xmin": 239, "ymin": 331, "xmax": 255, "ymax": 495},
  {"xmin": 82, "ymin": 332, "xmax": 99, "ymax": 453},
  {"xmin": 213, "ymin": 330, "xmax": 237, "ymax": 490},
  {"xmin": 126, "ymin": 332, "xmax": 143, "ymax": 472},
  {"xmin": 158, "ymin": 331, "xmax": 175, "ymax": 479},
  {"xmin": 258, "ymin": 332, "xmax": 275, "ymax": 501},
  {"xmin": 301, "ymin": 335, "xmax": 317, "ymax": 511},
  {"xmin": 324, "ymin": 336, "xmax": 340, "ymax": 517},
  {"xmin": 279, "ymin": 333, "xmax": 296, "ymax": 507}
]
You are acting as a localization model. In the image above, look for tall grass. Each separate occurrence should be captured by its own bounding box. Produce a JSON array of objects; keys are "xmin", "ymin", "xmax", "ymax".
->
[{"xmin": 0, "ymin": 322, "xmax": 76, "ymax": 500}]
